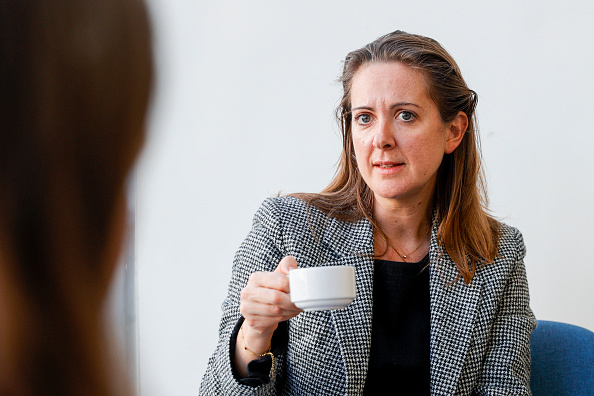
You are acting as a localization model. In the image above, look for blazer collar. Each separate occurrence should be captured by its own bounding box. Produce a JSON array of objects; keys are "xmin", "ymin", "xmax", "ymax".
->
[{"xmin": 321, "ymin": 215, "xmax": 374, "ymax": 257}]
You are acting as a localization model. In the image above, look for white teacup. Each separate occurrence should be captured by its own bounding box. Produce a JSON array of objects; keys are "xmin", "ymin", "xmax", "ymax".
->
[{"xmin": 288, "ymin": 265, "xmax": 356, "ymax": 311}]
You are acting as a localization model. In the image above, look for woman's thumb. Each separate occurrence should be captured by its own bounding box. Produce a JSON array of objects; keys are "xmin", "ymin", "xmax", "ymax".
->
[{"xmin": 275, "ymin": 255, "xmax": 298, "ymax": 275}]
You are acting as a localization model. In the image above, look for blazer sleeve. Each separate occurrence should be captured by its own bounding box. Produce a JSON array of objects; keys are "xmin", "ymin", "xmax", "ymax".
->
[
  {"xmin": 474, "ymin": 228, "xmax": 537, "ymax": 395},
  {"xmin": 199, "ymin": 198, "xmax": 287, "ymax": 396}
]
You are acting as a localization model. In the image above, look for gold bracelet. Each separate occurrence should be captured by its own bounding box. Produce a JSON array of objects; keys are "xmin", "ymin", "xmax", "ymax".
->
[{"xmin": 240, "ymin": 324, "xmax": 275, "ymax": 379}]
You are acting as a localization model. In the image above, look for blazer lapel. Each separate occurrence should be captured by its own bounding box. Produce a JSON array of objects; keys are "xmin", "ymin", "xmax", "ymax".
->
[
  {"xmin": 429, "ymin": 226, "xmax": 483, "ymax": 395},
  {"xmin": 322, "ymin": 216, "xmax": 375, "ymax": 395},
  {"xmin": 320, "ymin": 214, "xmax": 483, "ymax": 395}
]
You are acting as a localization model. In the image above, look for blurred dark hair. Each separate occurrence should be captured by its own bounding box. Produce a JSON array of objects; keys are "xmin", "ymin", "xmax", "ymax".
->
[{"xmin": 0, "ymin": 0, "xmax": 153, "ymax": 394}]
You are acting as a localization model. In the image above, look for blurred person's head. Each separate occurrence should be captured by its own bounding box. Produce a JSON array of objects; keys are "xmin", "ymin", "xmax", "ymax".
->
[{"xmin": 0, "ymin": 0, "xmax": 153, "ymax": 394}]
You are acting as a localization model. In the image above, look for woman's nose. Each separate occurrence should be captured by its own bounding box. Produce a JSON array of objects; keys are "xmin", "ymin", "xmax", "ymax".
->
[{"xmin": 373, "ymin": 118, "xmax": 395, "ymax": 149}]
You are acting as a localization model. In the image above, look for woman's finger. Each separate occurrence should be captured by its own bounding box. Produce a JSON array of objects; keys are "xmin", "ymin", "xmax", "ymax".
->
[
  {"xmin": 247, "ymin": 270, "xmax": 290, "ymax": 293},
  {"xmin": 275, "ymin": 256, "xmax": 298, "ymax": 275},
  {"xmin": 241, "ymin": 287, "xmax": 296, "ymax": 314}
]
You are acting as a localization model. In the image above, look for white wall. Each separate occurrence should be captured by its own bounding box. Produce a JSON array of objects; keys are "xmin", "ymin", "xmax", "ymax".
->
[{"xmin": 136, "ymin": 1, "xmax": 594, "ymax": 394}]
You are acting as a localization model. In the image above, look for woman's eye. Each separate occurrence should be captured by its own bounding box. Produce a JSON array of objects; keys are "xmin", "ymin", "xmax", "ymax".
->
[
  {"xmin": 355, "ymin": 114, "xmax": 372, "ymax": 125},
  {"xmin": 398, "ymin": 111, "xmax": 414, "ymax": 121}
]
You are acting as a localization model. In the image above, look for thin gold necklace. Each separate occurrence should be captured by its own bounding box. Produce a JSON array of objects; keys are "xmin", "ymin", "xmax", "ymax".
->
[{"xmin": 387, "ymin": 226, "xmax": 430, "ymax": 262}]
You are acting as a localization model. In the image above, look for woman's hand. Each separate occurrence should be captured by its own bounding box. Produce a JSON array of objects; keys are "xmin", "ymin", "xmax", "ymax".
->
[{"xmin": 235, "ymin": 256, "xmax": 302, "ymax": 377}]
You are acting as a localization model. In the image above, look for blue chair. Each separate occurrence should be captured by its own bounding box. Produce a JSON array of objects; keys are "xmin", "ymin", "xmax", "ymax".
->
[{"xmin": 530, "ymin": 320, "xmax": 594, "ymax": 395}]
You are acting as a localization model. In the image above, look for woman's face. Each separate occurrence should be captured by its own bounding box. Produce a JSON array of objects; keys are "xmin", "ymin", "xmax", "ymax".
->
[{"xmin": 350, "ymin": 61, "xmax": 465, "ymax": 207}]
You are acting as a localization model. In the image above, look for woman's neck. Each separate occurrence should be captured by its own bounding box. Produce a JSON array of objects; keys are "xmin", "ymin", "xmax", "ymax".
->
[{"xmin": 372, "ymin": 195, "xmax": 432, "ymax": 261}]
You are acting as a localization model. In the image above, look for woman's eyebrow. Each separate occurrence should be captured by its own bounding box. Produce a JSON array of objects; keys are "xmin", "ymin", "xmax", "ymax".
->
[
  {"xmin": 351, "ymin": 102, "xmax": 422, "ymax": 112},
  {"xmin": 391, "ymin": 102, "xmax": 421, "ymax": 109},
  {"xmin": 351, "ymin": 105, "xmax": 374, "ymax": 111}
]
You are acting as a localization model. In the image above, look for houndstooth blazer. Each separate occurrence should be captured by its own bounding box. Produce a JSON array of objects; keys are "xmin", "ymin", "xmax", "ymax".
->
[{"xmin": 200, "ymin": 196, "xmax": 536, "ymax": 395}]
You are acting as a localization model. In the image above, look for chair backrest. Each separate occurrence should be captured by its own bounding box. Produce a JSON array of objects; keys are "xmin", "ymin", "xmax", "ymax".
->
[{"xmin": 530, "ymin": 320, "xmax": 594, "ymax": 395}]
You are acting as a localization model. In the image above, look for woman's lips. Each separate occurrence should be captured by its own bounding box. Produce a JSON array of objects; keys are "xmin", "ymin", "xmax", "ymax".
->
[{"xmin": 373, "ymin": 161, "xmax": 404, "ymax": 174}]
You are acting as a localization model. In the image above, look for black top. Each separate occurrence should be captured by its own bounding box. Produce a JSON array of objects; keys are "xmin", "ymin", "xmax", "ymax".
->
[
  {"xmin": 231, "ymin": 256, "xmax": 431, "ymax": 394},
  {"xmin": 363, "ymin": 256, "xmax": 430, "ymax": 395}
]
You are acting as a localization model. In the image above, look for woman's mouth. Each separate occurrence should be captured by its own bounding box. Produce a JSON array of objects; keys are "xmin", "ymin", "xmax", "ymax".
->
[{"xmin": 373, "ymin": 161, "xmax": 404, "ymax": 174}]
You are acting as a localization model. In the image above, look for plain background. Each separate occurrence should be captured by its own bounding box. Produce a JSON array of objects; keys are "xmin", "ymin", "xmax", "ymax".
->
[{"xmin": 134, "ymin": 1, "xmax": 594, "ymax": 394}]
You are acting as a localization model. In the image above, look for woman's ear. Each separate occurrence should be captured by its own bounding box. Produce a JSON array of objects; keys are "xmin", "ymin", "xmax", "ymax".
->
[{"xmin": 444, "ymin": 111, "xmax": 468, "ymax": 154}]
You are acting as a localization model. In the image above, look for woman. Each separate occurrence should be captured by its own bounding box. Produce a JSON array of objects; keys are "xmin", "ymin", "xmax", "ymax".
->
[
  {"xmin": 0, "ymin": 0, "xmax": 152, "ymax": 394},
  {"xmin": 201, "ymin": 30, "xmax": 535, "ymax": 395}
]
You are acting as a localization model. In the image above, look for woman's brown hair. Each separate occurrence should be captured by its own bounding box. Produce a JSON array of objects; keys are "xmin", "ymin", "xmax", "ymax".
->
[
  {"xmin": 294, "ymin": 30, "xmax": 499, "ymax": 284},
  {"xmin": 0, "ymin": 0, "xmax": 152, "ymax": 394}
]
